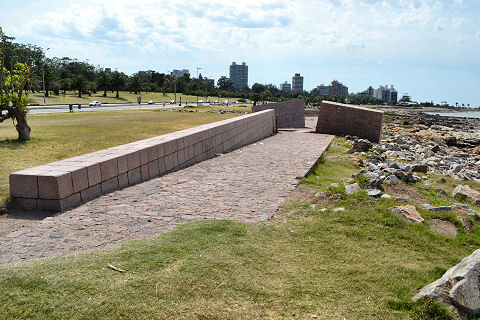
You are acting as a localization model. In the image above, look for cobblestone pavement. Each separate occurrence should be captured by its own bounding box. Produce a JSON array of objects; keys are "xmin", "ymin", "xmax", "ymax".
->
[{"xmin": 0, "ymin": 129, "xmax": 332, "ymax": 264}]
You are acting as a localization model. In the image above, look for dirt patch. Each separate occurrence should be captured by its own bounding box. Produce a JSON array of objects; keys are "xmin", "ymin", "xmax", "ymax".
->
[
  {"xmin": 384, "ymin": 183, "xmax": 427, "ymax": 204},
  {"xmin": 429, "ymin": 219, "xmax": 458, "ymax": 238}
]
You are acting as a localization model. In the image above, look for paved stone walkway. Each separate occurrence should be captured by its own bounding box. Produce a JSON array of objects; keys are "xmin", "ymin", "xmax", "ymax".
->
[{"xmin": 0, "ymin": 130, "xmax": 333, "ymax": 264}]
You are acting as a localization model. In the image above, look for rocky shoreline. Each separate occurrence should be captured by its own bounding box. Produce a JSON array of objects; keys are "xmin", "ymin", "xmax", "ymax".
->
[{"xmin": 382, "ymin": 110, "xmax": 480, "ymax": 182}]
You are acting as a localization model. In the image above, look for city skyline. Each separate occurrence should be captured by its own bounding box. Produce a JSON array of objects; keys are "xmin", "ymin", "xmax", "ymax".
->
[{"xmin": 1, "ymin": 0, "xmax": 479, "ymax": 106}]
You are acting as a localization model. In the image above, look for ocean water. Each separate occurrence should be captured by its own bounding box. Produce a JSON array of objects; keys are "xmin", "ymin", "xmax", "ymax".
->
[{"xmin": 426, "ymin": 111, "xmax": 480, "ymax": 119}]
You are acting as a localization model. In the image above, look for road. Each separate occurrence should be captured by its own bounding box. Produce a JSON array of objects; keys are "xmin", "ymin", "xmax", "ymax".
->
[{"xmin": 26, "ymin": 103, "xmax": 185, "ymax": 114}]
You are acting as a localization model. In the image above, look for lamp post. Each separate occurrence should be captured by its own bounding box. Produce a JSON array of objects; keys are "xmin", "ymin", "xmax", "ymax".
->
[
  {"xmin": 42, "ymin": 47, "xmax": 50, "ymax": 107},
  {"xmin": 196, "ymin": 67, "xmax": 201, "ymax": 106}
]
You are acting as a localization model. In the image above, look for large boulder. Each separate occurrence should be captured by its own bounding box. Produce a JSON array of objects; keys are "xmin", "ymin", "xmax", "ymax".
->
[
  {"xmin": 453, "ymin": 185, "xmax": 480, "ymax": 204},
  {"xmin": 414, "ymin": 249, "xmax": 480, "ymax": 318}
]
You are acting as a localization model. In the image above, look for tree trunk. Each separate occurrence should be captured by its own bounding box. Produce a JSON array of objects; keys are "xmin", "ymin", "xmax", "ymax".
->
[
  {"xmin": 15, "ymin": 114, "xmax": 31, "ymax": 141},
  {"xmin": 103, "ymin": 89, "xmax": 107, "ymax": 97},
  {"xmin": 116, "ymin": 87, "xmax": 119, "ymax": 98}
]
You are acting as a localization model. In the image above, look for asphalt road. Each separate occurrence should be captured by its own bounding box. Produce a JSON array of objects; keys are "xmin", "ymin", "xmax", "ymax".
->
[{"xmin": 27, "ymin": 103, "xmax": 194, "ymax": 114}]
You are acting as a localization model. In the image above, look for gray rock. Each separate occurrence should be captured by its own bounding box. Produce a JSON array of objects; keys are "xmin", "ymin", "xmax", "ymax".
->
[
  {"xmin": 398, "ymin": 162, "xmax": 411, "ymax": 172},
  {"xmin": 395, "ymin": 197, "xmax": 408, "ymax": 204},
  {"xmin": 345, "ymin": 183, "xmax": 361, "ymax": 195},
  {"xmin": 451, "ymin": 164, "xmax": 465, "ymax": 173},
  {"xmin": 411, "ymin": 164, "xmax": 428, "ymax": 173},
  {"xmin": 384, "ymin": 175, "xmax": 400, "ymax": 185},
  {"xmin": 422, "ymin": 204, "xmax": 453, "ymax": 212},
  {"xmin": 368, "ymin": 163, "xmax": 379, "ymax": 171},
  {"xmin": 352, "ymin": 139, "xmax": 373, "ymax": 152},
  {"xmin": 333, "ymin": 194, "xmax": 343, "ymax": 200},
  {"xmin": 366, "ymin": 189, "xmax": 383, "ymax": 197},
  {"xmin": 414, "ymin": 249, "xmax": 480, "ymax": 318},
  {"xmin": 330, "ymin": 183, "xmax": 339, "ymax": 188}
]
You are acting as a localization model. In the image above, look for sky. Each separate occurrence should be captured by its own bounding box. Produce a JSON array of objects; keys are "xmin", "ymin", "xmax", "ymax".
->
[{"xmin": 1, "ymin": 0, "xmax": 480, "ymax": 106}]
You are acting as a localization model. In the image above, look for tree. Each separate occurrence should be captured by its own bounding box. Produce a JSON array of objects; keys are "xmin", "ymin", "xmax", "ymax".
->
[
  {"xmin": 0, "ymin": 28, "xmax": 32, "ymax": 141},
  {"xmin": 129, "ymin": 75, "xmax": 141, "ymax": 94},
  {"xmin": 260, "ymin": 90, "xmax": 272, "ymax": 104},
  {"xmin": 111, "ymin": 71, "xmax": 126, "ymax": 98},
  {"xmin": 217, "ymin": 76, "xmax": 233, "ymax": 91},
  {"xmin": 71, "ymin": 75, "xmax": 87, "ymax": 97},
  {"xmin": 97, "ymin": 71, "xmax": 110, "ymax": 97}
]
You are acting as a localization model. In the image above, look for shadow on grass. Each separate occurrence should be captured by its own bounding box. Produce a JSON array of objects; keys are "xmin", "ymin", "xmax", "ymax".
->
[{"xmin": 0, "ymin": 137, "xmax": 41, "ymax": 149}]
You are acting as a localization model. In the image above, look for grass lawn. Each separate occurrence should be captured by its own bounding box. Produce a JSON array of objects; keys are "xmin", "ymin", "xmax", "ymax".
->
[
  {"xmin": 0, "ymin": 109, "xmax": 239, "ymax": 207},
  {"xmin": 1, "ymin": 138, "xmax": 478, "ymax": 319},
  {"xmin": 28, "ymin": 91, "xmax": 245, "ymax": 106}
]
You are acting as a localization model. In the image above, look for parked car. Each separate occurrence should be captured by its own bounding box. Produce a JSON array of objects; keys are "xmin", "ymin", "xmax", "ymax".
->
[
  {"xmin": 89, "ymin": 101, "xmax": 101, "ymax": 107},
  {"xmin": 206, "ymin": 99, "xmax": 211, "ymax": 103},
  {"xmin": 147, "ymin": 100, "xmax": 155, "ymax": 104},
  {"xmin": 198, "ymin": 100, "xmax": 204, "ymax": 103}
]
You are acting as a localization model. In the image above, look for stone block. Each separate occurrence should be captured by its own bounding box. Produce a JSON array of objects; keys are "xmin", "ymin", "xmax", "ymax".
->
[
  {"xmin": 118, "ymin": 172, "xmax": 129, "ymax": 188},
  {"xmin": 14, "ymin": 198, "xmax": 38, "ymax": 210},
  {"xmin": 140, "ymin": 164, "xmax": 149, "ymax": 180},
  {"xmin": 71, "ymin": 168, "xmax": 89, "ymax": 193},
  {"xmin": 164, "ymin": 154, "xmax": 174, "ymax": 172},
  {"xmin": 80, "ymin": 184, "xmax": 101, "ymax": 202},
  {"xmin": 100, "ymin": 158, "xmax": 119, "ymax": 182},
  {"xmin": 37, "ymin": 199, "xmax": 61, "ymax": 211},
  {"xmin": 147, "ymin": 146, "xmax": 159, "ymax": 162},
  {"xmin": 128, "ymin": 167, "xmax": 142, "ymax": 185},
  {"xmin": 101, "ymin": 177, "xmax": 119, "ymax": 194},
  {"xmin": 87, "ymin": 164, "xmax": 101, "ymax": 186},
  {"xmin": 38, "ymin": 173, "xmax": 73, "ymax": 200},
  {"xmin": 127, "ymin": 152, "xmax": 141, "ymax": 170},
  {"xmin": 158, "ymin": 158, "xmax": 166, "ymax": 175},
  {"xmin": 118, "ymin": 155, "xmax": 128, "ymax": 174},
  {"xmin": 10, "ymin": 174, "xmax": 38, "ymax": 198},
  {"xmin": 139, "ymin": 149, "xmax": 149, "ymax": 165},
  {"xmin": 59, "ymin": 193, "xmax": 81, "ymax": 210},
  {"xmin": 157, "ymin": 143, "xmax": 165, "ymax": 158},
  {"xmin": 148, "ymin": 161, "xmax": 160, "ymax": 178}
]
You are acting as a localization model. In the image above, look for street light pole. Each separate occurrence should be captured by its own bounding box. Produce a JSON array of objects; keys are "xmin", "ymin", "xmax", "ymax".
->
[
  {"xmin": 42, "ymin": 47, "xmax": 50, "ymax": 107},
  {"xmin": 196, "ymin": 67, "xmax": 201, "ymax": 106}
]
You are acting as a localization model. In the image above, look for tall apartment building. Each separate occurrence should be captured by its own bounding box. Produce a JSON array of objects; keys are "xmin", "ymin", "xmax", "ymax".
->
[
  {"xmin": 229, "ymin": 62, "xmax": 248, "ymax": 91},
  {"xmin": 292, "ymin": 73, "xmax": 304, "ymax": 93},
  {"xmin": 316, "ymin": 80, "xmax": 349, "ymax": 97},
  {"xmin": 280, "ymin": 81, "xmax": 291, "ymax": 91},
  {"xmin": 171, "ymin": 69, "xmax": 189, "ymax": 77},
  {"xmin": 374, "ymin": 85, "xmax": 397, "ymax": 103}
]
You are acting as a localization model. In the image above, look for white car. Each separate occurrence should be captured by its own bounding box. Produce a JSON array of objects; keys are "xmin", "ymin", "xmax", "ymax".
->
[
  {"xmin": 147, "ymin": 100, "xmax": 155, "ymax": 105},
  {"xmin": 89, "ymin": 101, "xmax": 101, "ymax": 107}
]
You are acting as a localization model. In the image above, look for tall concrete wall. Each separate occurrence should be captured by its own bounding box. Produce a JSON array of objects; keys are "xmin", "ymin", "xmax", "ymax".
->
[
  {"xmin": 315, "ymin": 101, "xmax": 383, "ymax": 143},
  {"xmin": 10, "ymin": 110, "xmax": 276, "ymax": 212},
  {"xmin": 252, "ymin": 99, "xmax": 305, "ymax": 128}
]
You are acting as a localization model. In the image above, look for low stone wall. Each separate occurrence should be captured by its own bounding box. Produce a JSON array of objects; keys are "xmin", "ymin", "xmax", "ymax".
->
[
  {"xmin": 10, "ymin": 110, "xmax": 276, "ymax": 212},
  {"xmin": 252, "ymin": 99, "xmax": 305, "ymax": 128},
  {"xmin": 315, "ymin": 101, "xmax": 384, "ymax": 143}
]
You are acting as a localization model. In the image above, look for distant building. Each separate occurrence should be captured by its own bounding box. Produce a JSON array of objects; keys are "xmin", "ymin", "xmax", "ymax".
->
[
  {"xmin": 280, "ymin": 81, "xmax": 291, "ymax": 91},
  {"xmin": 316, "ymin": 80, "xmax": 349, "ymax": 97},
  {"xmin": 171, "ymin": 69, "xmax": 190, "ymax": 78},
  {"xmin": 204, "ymin": 77, "xmax": 215, "ymax": 87},
  {"xmin": 373, "ymin": 85, "xmax": 397, "ymax": 103},
  {"xmin": 292, "ymin": 73, "xmax": 304, "ymax": 93},
  {"xmin": 229, "ymin": 62, "xmax": 248, "ymax": 91}
]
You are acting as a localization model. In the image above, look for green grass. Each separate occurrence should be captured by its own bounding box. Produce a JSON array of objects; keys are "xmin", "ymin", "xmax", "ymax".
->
[
  {"xmin": 0, "ymin": 109, "xmax": 239, "ymax": 206},
  {"xmin": 2, "ymin": 138, "xmax": 478, "ymax": 319},
  {"xmin": 28, "ymin": 91, "xmax": 245, "ymax": 106}
]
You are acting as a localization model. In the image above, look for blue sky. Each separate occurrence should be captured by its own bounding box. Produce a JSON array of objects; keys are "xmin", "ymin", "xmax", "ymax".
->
[{"xmin": 1, "ymin": 0, "xmax": 480, "ymax": 106}]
